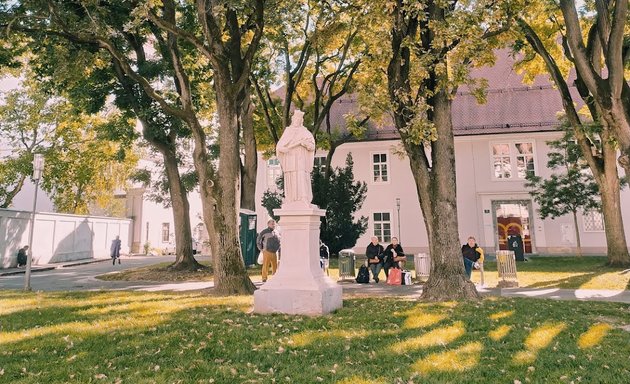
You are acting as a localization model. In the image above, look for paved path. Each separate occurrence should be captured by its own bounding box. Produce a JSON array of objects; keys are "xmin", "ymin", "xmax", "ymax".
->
[{"xmin": 2, "ymin": 257, "xmax": 630, "ymax": 303}]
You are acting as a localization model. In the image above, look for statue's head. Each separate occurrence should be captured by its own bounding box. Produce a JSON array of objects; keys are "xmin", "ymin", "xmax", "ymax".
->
[{"xmin": 291, "ymin": 110, "xmax": 304, "ymax": 127}]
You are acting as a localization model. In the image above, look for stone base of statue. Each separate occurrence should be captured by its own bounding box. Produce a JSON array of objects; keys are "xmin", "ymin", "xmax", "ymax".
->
[{"xmin": 253, "ymin": 205, "xmax": 342, "ymax": 316}]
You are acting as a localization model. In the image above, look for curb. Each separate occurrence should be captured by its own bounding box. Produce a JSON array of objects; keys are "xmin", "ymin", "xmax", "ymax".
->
[
  {"xmin": 0, "ymin": 266, "xmax": 56, "ymax": 276},
  {"xmin": 0, "ymin": 257, "xmax": 112, "ymax": 277}
]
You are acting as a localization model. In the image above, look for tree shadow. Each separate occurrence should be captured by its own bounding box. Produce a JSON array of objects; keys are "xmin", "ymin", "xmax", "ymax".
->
[{"xmin": 0, "ymin": 210, "xmax": 29, "ymax": 268}]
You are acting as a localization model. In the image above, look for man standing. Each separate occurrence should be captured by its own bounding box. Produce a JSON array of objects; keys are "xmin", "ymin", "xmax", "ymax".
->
[
  {"xmin": 257, "ymin": 219, "xmax": 281, "ymax": 282},
  {"xmin": 16, "ymin": 245, "xmax": 29, "ymax": 268},
  {"xmin": 111, "ymin": 236, "xmax": 122, "ymax": 265},
  {"xmin": 365, "ymin": 236, "xmax": 384, "ymax": 283}
]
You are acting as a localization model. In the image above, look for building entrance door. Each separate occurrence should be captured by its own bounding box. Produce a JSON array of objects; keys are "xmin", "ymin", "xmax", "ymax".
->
[{"xmin": 493, "ymin": 200, "xmax": 534, "ymax": 253}]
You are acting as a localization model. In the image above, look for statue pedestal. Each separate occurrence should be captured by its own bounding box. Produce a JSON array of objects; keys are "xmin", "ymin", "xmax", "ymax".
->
[{"xmin": 253, "ymin": 206, "xmax": 342, "ymax": 316}]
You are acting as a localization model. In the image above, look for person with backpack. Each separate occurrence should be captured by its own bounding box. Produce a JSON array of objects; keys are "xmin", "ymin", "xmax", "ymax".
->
[
  {"xmin": 257, "ymin": 219, "xmax": 281, "ymax": 282},
  {"xmin": 365, "ymin": 236, "xmax": 384, "ymax": 283}
]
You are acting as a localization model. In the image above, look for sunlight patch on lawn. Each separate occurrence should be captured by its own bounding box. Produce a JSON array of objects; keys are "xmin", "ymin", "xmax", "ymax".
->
[
  {"xmin": 0, "ymin": 318, "xmax": 122, "ymax": 344},
  {"xmin": 489, "ymin": 310, "xmax": 514, "ymax": 320},
  {"xmin": 577, "ymin": 272, "xmax": 630, "ymax": 290},
  {"xmin": 489, "ymin": 325, "xmax": 512, "ymax": 341},
  {"xmin": 391, "ymin": 322, "xmax": 465, "ymax": 353},
  {"xmin": 402, "ymin": 313, "xmax": 447, "ymax": 329},
  {"xmin": 578, "ymin": 323, "xmax": 612, "ymax": 349},
  {"xmin": 289, "ymin": 329, "xmax": 371, "ymax": 347},
  {"xmin": 513, "ymin": 322, "xmax": 566, "ymax": 364},
  {"xmin": 411, "ymin": 341, "xmax": 482, "ymax": 374}
]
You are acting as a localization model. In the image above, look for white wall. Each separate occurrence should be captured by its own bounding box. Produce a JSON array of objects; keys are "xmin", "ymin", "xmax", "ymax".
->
[{"xmin": 0, "ymin": 209, "xmax": 131, "ymax": 268}]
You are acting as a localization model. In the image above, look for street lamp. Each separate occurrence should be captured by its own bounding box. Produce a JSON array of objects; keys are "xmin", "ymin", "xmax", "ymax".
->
[
  {"xmin": 24, "ymin": 153, "xmax": 44, "ymax": 291},
  {"xmin": 396, "ymin": 197, "xmax": 401, "ymax": 244}
]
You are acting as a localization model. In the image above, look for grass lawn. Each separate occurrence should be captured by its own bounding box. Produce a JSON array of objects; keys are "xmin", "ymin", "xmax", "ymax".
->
[
  {"xmin": 99, "ymin": 256, "xmax": 630, "ymax": 291},
  {"xmin": 1, "ymin": 291, "xmax": 629, "ymax": 383}
]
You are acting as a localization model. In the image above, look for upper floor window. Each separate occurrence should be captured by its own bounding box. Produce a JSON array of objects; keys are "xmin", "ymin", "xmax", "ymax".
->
[
  {"xmin": 373, "ymin": 212, "xmax": 392, "ymax": 243},
  {"xmin": 491, "ymin": 141, "xmax": 536, "ymax": 180},
  {"xmin": 372, "ymin": 153, "xmax": 389, "ymax": 183},
  {"xmin": 583, "ymin": 210, "xmax": 605, "ymax": 232},
  {"xmin": 267, "ymin": 158, "xmax": 282, "ymax": 190}
]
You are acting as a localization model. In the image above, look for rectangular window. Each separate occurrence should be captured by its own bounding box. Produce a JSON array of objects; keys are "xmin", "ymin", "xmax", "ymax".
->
[
  {"xmin": 373, "ymin": 212, "xmax": 392, "ymax": 243},
  {"xmin": 267, "ymin": 158, "xmax": 282, "ymax": 190},
  {"xmin": 372, "ymin": 153, "xmax": 389, "ymax": 183},
  {"xmin": 583, "ymin": 210, "xmax": 605, "ymax": 232},
  {"xmin": 491, "ymin": 141, "xmax": 536, "ymax": 180},
  {"xmin": 161, "ymin": 223, "xmax": 170, "ymax": 242},
  {"xmin": 313, "ymin": 156, "xmax": 327, "ymax": 173}
]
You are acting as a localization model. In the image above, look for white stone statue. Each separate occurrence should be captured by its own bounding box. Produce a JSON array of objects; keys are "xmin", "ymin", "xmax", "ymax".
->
[{"xmin": 277, "ymin": 110, "xmax": 315, "ymax": 207}]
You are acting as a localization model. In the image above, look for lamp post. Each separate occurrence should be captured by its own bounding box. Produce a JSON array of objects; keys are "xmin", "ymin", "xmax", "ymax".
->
[
  {"xmin": 24, "ymin": 153, "xmax": 44, "ymax": 291},
  {"xmin": 395, "ymin": 197, "xmax": 401, "ymax": 244}
]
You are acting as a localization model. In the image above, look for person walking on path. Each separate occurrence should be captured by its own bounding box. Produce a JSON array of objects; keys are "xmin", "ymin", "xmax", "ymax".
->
[
  {"xmin": 257, "ymin": 219, "xmax": 281, "ymax": 282},
  {"xmin": 461, "ymin": 236, "xmax": 484, "ymax": 279},
  {"xmin": 17, "ymin": 245, "xmax": 29, "ymax": 268},
  {"xmin": 111, "ymin": 236, "xmax": 122, "ymax": 265}
]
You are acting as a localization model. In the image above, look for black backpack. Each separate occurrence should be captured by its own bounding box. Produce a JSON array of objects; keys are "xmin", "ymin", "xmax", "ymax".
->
[{"xmin": 355, "ymin": 264, "xmax": 370, "ymax": 284}]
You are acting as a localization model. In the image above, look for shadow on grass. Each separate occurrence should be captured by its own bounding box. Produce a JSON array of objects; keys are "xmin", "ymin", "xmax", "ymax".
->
[{"xmin": 1, "ymin": 292, "xmax": 630, "ymax": 383}]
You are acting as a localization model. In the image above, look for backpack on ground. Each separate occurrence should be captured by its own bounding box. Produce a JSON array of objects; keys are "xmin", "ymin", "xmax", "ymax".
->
[{"xmin": 355, "ymin": 264, "xmax": 370, "ymax": 284}]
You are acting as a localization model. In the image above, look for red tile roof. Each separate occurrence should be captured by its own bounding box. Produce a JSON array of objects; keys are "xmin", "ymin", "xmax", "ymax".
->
[{"xmin": 326, "ymin": 49, "xmax": 582, "ymax": 141}]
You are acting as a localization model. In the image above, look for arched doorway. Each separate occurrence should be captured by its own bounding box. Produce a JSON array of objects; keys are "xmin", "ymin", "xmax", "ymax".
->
[{"xmin": 492, "ymin": 200, "xmax": 534, "ymax": 253}]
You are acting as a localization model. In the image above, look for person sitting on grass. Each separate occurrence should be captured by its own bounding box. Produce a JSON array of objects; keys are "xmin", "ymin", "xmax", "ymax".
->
[
  {"xmin": 365, "ymin": 236, "xmax": 385, "ymax": 283},
  {"xmin": 383, "ymin": 237, "xmax": 405, "ymax": 276}
]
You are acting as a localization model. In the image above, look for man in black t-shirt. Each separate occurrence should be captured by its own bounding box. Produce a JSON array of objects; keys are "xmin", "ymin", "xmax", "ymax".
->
[{"xmin": 365, "ymin": 237, "xmax": 384, "ymax": 283}]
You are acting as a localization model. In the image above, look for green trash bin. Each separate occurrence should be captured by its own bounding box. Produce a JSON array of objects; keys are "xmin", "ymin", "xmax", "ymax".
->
[
  {"xmin": 338, "ymin": 249, "xmax": 356, "ymax": 281},
  {"xmin": 239, "ymin": 209, "xmax": 258, "ymax": 267}
]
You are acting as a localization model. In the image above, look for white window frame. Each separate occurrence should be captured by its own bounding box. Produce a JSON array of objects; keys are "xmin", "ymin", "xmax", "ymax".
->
[
  {"xmin": 266, "ymin": 157, "xmax": 282, "ymax": 190},
  {"xmin": 371, "ymin": 152, "xmax": 390, "ymax": 184},
  {"xmin": 372, "ymin": 211, "xmax": 393, "ymax": 243},
  {"xmin": 313, "ymin": 156, "xmax": 327, "ymax": 173},
  {"xmin": 583, "ymin": 210, "xmax": 605, "ymax": 232},
  {"xmin": 490, "ymin": 140, "xmax": 537, "ymax": 180}
]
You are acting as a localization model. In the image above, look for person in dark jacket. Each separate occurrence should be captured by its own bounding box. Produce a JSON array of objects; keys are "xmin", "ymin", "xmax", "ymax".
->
[
  {"xmin": 110, "ymin": 236, "xmax": 122, "ymax": 265},
  {"xmin": 365, "ymin": 236, "xmax": 385, "ymax": 283},
  {"xmin": 257, "ymin": 219, "xmax": 281, "ymax": 282},
  {"xmin": 17, "ymin": 245, "xmax": 29, "ymax": 267},
  {"xmin": 383, "ymin": 237, "xmax": 405, "ymax": 277},
  {"xmin": 461, "ymin": 236, "xmax": 484, "ymax": 279}
]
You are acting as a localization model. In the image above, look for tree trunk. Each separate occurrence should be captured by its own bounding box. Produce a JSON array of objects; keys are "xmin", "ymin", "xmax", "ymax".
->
[
  {"xmin": 198, "ymin": 75, "xmax": 255, "ymax": 295},
  {"xmin": 598, "ymin": 139, "xmax": 630, "ymax": 266},
  {"xmin": 572, "ymin": 211, "xmax": 582, "ymax": 257},
  {"xmin": 240, "ymin": 86, "xmax": 258, "ymax": 211},
  {"xmin": 161, "ymin": 146, "xmax": 200, "ymax": 270},
  {"xmin": 418, "ymin": 91, "xmax": 479, "ymax": 301}
]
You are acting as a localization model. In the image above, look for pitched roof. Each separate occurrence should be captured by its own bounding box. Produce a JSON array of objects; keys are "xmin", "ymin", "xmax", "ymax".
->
[{"xmin": 327, "ymin": 49, "xmax": 581, "ymax": 141}]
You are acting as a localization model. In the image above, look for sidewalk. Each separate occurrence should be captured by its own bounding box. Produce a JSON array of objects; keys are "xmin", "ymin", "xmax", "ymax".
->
[
  {"xmin": 339, "ymin": 280, "xmax": 630, "ymax": 303},
  {"xmin": 0, "ymin": 257, "xmax": 112, "ymax": 276}
]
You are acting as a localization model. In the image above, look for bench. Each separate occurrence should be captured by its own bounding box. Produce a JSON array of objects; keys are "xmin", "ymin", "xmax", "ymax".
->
[{"xmin": 496, "ymin": 250, "xmax": 519, "ymax": 288}]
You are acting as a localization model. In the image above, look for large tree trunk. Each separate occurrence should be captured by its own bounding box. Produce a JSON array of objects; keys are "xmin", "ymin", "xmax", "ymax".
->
[
  {"xmin": 418, "ymin": 92, "xmax": 479, "ymax": 301},
  {"xmin": 598, "ymin": 129, "xmax": 630, "ymax": 267},
  {"xmin": 240, "ymin": 86, "xmax": 258, "ymax": 211},
  {"xmin": 195, "ymin": 75, "xmax": 255, "ymax": 295},
  {"xmin": 387, "ymin": 2, "xmax": 478, "ymax": 301}
]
